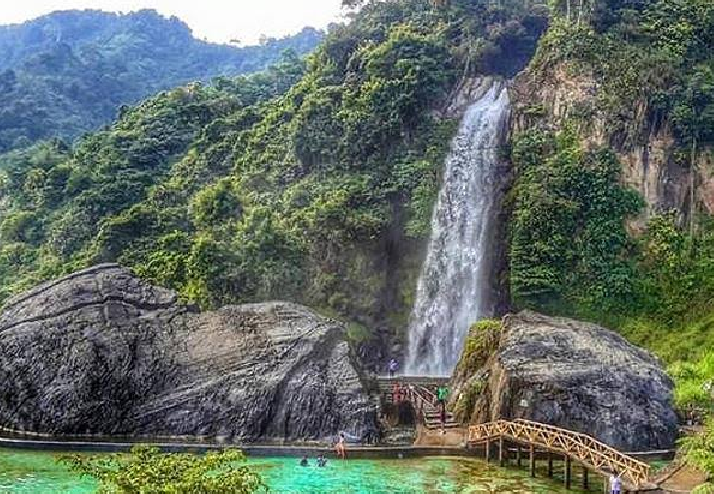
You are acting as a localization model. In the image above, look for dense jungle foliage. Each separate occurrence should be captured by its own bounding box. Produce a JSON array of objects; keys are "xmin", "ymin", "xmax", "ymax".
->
[
  {"xmin": 0, "ymin": 9, "xmax": 322, "ymax": 152},
  {"xmin": 507, "ymin": 0, "xmax": 714, "ymax": 367},
  {"xmin": 0, "ymin": 0, "xmax": 548, "ymax": 360},
  {"xmin": 3, "ymin": 0, "xmax": 714, "ymax": 378}
]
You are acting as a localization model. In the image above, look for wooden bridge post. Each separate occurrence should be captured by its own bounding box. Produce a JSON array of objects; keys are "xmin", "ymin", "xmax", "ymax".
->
[
  {"xmin": 564, "ymin": 455, "xmax": 572, "ymax": 490},
  {"xmin": 498, "ymin": 437, "xmax": 505, "ymax": 466},
  {"xmin": 582, "ymin": 467, "xmax": 589, "ymax": 490},
  {"xmin": 529, "ymin": 444, "xmax": 536, "ymax": 477},
  {"xmin": 516, "ymin": 446, "xmax": 522, "ymax": 467},
  {"xmin": 547, "ymin": 452, "xmax": 554, "ymax": 478},
  {"xmin": 485, "ymin": 439, "xmax": 491, "ymax": 463}
]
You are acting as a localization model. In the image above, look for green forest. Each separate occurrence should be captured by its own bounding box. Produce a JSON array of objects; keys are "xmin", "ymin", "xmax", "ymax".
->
[
  {"xmin": 0, "ymin": 9, "xmax": 322, "ymax": 152},
  {"xmin": 1, "ymin": 0, "xmax": 714, "ymax": 385},
  {"xmin": 0, "ymin": 0, "xmax": 547, "ymax": 361}
]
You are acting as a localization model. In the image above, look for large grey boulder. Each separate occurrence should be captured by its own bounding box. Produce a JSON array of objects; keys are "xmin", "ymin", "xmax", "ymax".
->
[
  {"xmin": 0, "ymin": 264, "xmax": 375, "ymax": 442},
  {"xmin": 452, "ymin": 311, "xmax": 677, "ymax": 452}
]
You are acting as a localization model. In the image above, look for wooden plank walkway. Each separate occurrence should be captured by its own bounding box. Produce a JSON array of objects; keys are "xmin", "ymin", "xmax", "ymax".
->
[{"xmin": 469, "ymin": 419, "xmax": 654, "ymax": 491}]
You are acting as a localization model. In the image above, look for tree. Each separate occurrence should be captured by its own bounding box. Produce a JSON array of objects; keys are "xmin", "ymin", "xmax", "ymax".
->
[
  {"xmin": 548, "ymin": 0, "xmax": 596, "ymax": 24},
  {"xmin": 549, "ymin": 0, "xmax": 574, "ymax": 22},
  {"xmin": 191, "ymin": 178, "xmax": 243, "ymax": 228},
  {"xmin": 0, "ymin": 11, "xmax": 323, "ymax": 153},
  {"xmin": 60, "ymin": 446, "xmax": 266, "ymax": 494}
]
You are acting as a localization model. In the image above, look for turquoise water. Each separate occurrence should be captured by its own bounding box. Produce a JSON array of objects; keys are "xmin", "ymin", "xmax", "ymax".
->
[
  {"xmin": 249, "ymin": 456, "xmax": 593, "ymax": 493},
  {"xmin": 0, "ymin": 449, "xmax": 593, "ymax": 493},
  {"xmin": 0, "ymin": 449, "xmax": 96, "ymax": 494}
]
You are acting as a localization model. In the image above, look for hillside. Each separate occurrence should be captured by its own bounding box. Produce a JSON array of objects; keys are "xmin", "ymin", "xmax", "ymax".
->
[
  {"xmin": 0, "ymin": 0, "xmax": 547, "ymax": 363},
  {"xmin": 1, "ymin": 0, "xmax": 714, "ymax": 375},
  {"xmin": 0, "ymin": 9, "xmax": 322, "ymax": 152},
  {"xmin": 506, "ymin": 0, "xmax": 714, "ymax": 365}
]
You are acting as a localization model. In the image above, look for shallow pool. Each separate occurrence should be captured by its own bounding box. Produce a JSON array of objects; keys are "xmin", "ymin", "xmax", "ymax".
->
[
  {"xmin": 0, "ymin": 449, "xmax": 595, "ymax": 493},
  {"xmin": 0, "ymin": 449, "xmax": 95, "ymax": 494}
]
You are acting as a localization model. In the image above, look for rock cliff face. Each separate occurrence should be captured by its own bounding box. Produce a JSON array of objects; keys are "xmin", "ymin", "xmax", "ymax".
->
[
  {"xmin": 0, "ymin": 264, "xmax": 376, "ymax": 442},
  {"xmin": 452, "ymin": 311, "xmax": 677, "ymax": 452},
  {"xmin": 511, "ymin": 64, "xmax": 713, "ymax": 230}
]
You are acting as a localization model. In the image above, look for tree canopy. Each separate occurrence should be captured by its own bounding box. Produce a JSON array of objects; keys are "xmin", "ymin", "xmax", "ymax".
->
[
  {"xmin": 510, "ymin": 0, "xmax": 714, "ymax": 363},
  {"xmin": 0, "ymin": 9, "xmax": 323, "ymax": 152},
  {"xmin": 0, "ymin": 0, "xmax": 547, "ymax": 360}
]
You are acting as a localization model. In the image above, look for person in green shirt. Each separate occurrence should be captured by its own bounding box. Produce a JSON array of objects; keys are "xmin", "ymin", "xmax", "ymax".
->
[
  {"xmin": 437, "ymin": 385, "xmax": 449, "ymax": 404},
  {"xmin": 437, "ymin": 385, "xmax": 449, "ymax": 434}
]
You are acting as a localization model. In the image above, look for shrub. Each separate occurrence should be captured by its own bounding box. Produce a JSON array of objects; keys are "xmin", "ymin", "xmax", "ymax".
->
[{"xmin": 59, "ymin": 446, "xmax": 265, "ymax": 494}]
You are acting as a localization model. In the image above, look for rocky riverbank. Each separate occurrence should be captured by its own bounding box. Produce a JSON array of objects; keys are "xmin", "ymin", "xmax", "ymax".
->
[
  {"xmin": 0, "ymin": 264, "xmax": 376, "ymax": 442},
  {"xmin": 451, "ymin": 311, "xmax": 678, "ymax": 452}
]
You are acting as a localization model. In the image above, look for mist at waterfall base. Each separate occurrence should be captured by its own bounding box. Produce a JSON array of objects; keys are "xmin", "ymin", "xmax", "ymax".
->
[{"xmin": 405, "ymin": 84, "xmax": 510, "ymax": 377}]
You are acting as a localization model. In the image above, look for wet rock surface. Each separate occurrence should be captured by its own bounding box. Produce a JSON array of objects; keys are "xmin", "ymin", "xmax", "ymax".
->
[
  {"xmin": 0, "ymin": 264, "xmax": 375, "ymax": 442},
  {"xmin": 453, "ymin": 311, "xmax": 677, "ymax": 452}
]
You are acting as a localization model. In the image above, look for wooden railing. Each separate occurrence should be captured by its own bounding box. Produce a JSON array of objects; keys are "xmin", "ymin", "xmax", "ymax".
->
[
  {"xmin": 469, "ymin": 419, "xmax": 651, "ymax": 488},
  {"xmin": 402, "ymin": 385, "xmax": 436, "ymax": 416},
  {"xmin": 378, "ymin": 377, "xmax": 442, "ymax": 412}
]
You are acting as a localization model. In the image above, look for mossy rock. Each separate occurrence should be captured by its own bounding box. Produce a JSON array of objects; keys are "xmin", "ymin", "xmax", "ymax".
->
[{"xmin": 456, "ymin": 319, "xmax": 501, "ymax": 376}]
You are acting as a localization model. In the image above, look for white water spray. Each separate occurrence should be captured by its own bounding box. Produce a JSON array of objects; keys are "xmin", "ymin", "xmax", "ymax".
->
[{"xmin": 405, "ymin": 84, "xmax": 510, "ymax": 377}]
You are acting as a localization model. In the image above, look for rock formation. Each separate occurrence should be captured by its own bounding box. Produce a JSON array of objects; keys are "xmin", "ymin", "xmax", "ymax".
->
[
  {"xmin": 0, "ymin": 264, "xmax": 376, "ymax": 442},
  {"xmin": 451, "ymin": 311, "xmax": 677, "ymax": 452}
]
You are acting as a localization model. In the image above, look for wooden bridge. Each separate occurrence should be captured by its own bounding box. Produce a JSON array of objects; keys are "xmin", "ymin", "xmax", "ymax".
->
[{"xmin": 469, "ymin": 419, "xmax": 654, "ymax": 492}]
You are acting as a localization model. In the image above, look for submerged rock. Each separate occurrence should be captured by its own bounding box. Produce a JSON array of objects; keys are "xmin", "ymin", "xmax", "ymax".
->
[
  {"xmin": 0, "ymin": 264, "xmax": 376, "ymax": 442},
  {"xmin": 451, "ymin": 311, "xmax": 677, "ymax": 452}
]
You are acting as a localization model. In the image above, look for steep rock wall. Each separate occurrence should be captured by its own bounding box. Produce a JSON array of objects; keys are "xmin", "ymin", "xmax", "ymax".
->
[
  {"xmin": 0, "ymin": 264, "xmax": 376, "ymax": 442},
  {"xmin": 511, "ymin": 64, "xmax": 713, "ymax": 230}
]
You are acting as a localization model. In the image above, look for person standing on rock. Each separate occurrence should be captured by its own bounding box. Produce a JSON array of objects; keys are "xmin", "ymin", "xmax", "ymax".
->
[{"xmin": 388, "ymin": 358, "xmax": 398, "ymax": 378}]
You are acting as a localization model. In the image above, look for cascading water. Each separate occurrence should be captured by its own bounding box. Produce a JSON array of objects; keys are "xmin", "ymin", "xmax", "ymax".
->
[{"xmin": 405, "ymin": 83, "xmax": 510, "ymax": 377}]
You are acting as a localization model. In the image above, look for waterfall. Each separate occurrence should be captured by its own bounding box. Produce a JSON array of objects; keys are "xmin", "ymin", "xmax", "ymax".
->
[{"xmin": 405, "ymin": 83, "xmax": 510, "ymax": 377}]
